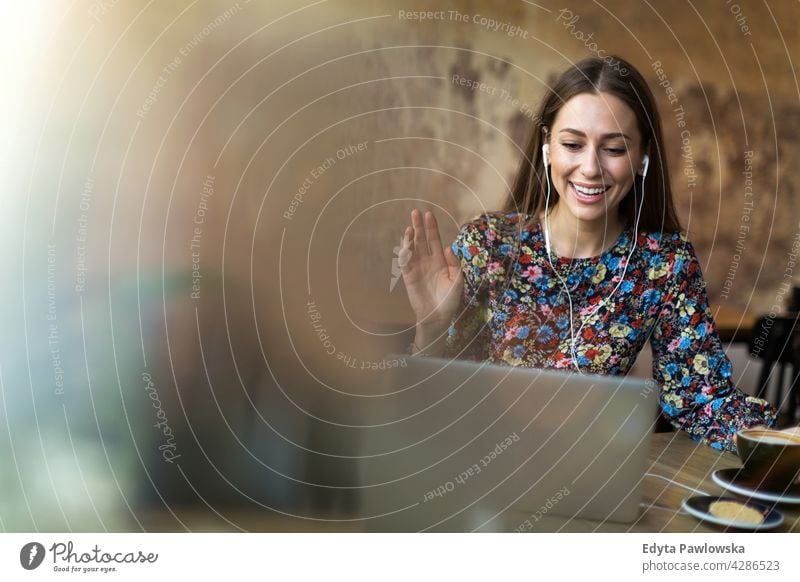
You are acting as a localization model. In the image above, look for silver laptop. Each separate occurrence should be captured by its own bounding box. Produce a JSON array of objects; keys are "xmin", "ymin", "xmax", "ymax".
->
[{"xmin": 357, "ymin": 355, "xmax": 659, "ymax": 531}]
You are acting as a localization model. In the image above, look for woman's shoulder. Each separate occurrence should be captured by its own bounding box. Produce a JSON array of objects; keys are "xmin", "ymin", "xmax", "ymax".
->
[
  {"xmin": 634, "ymin": 228, "xmax": 703, "ymax": 284},
  {"xmin": 636, "ymin": 228, "xmax": 694, "ymax": 255},
  {"xmin": 455, "ymin": 211, "xmax": 531, "ymax": 245},
  {"xmin": 452, "ymin": 211, "xmax": 529, "ymax": 277}
]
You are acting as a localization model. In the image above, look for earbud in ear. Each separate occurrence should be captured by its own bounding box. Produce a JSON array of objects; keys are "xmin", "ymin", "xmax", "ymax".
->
[
  {"xmin": 640, "ymin": 154, "xmax": 650, "ymax": 177},
  {"xmin": 542, "ymin": 143, "xmax": 550, "ymax": 166}
]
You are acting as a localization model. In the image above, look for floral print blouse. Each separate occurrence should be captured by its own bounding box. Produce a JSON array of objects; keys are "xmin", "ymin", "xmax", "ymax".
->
[{"xmin": 444, "ymin": 211, "xmax": 776, "ymax": 451}]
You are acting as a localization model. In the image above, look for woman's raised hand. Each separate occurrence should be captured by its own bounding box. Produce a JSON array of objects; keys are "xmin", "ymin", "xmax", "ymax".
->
[{"xmin": 400, "ymin": 209, "xmax": 464, "ymax": 333}]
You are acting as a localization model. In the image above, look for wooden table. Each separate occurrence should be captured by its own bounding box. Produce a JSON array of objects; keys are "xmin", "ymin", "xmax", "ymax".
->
[
  {"xmin": 529, "ymin": 432, "xmax": 800, "ymax": 532},
  {"xmin": 135, "ymin": 433, "xmax": 799, "ymax": 532}
]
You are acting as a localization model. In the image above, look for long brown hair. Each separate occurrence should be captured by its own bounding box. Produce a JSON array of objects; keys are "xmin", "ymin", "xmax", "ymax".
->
[{"xmin": 506, "ymin": 55, "xmax": 681, "ymax": 233}]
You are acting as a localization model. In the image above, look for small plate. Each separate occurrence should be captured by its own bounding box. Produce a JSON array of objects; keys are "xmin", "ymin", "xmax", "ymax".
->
[
  {"xmin": 712, "ymin": 469, "xmax": 800, "ymax": 505},
  {"xmin": 682, "ymin": 495, "xmax": 783, "ymax": 531}
]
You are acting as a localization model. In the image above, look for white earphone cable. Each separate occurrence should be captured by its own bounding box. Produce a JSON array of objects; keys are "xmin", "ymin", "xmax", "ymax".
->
[
  {"xmin": 541, "ymin": 145, "xmax": 648, "ymax": 373},
  {"xmin": 542, "ymin": 147, "xmax": 581, "ymax": 373}
]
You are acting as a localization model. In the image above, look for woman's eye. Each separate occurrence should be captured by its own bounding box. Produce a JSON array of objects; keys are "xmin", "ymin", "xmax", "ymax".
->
[{"xmin": 560, "ymin": 143, "xmax": 626, "ymax": 154}]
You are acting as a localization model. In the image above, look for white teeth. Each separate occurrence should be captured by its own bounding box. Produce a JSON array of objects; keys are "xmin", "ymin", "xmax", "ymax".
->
[{"xmin": 572, "ymin": 183, "xmax": 607, "ymax": 195}]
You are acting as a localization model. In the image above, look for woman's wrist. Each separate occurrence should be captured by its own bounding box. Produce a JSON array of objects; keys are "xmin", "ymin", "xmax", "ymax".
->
[{"xmin": 411, "ymin": 321, "xmax": 450, "ymax": 357}]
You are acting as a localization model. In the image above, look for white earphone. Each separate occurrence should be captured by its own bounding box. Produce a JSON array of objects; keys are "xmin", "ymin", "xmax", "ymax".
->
[
  {"xmin": 542, "ymin": 143, "xmax": 552, "ymax": 256},
  {"xmin": 640, "ymin": 154, "xmax": 650, "ymax": 178},
  {"xmin": 540, "ymin": 142, "xmax": 649, "ymax": 373}
]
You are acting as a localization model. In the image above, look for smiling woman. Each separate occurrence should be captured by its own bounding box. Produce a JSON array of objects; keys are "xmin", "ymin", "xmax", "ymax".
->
[
  {"xmin": 400, "ymin": 55, "xmax": 776, "ymax": 452},
  {"xmin": 541, "ymin": 92, "xmax": 644, "ymax": 259}
]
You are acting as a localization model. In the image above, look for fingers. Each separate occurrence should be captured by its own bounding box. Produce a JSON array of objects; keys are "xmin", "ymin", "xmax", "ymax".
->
[
  {"xmin": 425, "ymin": 211, "xmax": 444, "ymax": 257},
  {"xmin": 444, "ymin": 244, "xmax": 459, "ymax": 268},
  {"xmin": 445, "ymin": 245, "xmax": 463, "ymax": 282},
  {"xmin": 411, "ymin": 209, "xmax": 428, "ymax": 256}
]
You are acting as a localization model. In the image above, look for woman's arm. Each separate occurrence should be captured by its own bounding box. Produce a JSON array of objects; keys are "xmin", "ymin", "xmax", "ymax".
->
[
  {"xmin": 440, "ymin": 215, "xmax": 498, "ymax": 361},
  {"xmin": 649, "ymin": 237, "xmax": 777, "ymax": 452}
]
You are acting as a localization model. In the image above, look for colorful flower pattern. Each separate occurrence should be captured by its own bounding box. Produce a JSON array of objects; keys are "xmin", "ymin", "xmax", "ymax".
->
[{"xmin": 445, "ymin": 212, "xmax": 776, "ymax": 451}]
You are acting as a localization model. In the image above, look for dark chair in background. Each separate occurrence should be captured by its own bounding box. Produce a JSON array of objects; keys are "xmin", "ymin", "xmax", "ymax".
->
[
  {"xmin": 654, "ymin": 413, "xmax": 676, "ymax": 433},
  {"xmin": 748, "ymin": 313, "xmax": 800, "ymax": 426}
]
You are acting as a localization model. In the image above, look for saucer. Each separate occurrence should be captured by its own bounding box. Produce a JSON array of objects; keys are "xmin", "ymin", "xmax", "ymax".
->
[
  {"xmin": 712, "ymin": 468, "xmax": 800, "ymax": 504},
  {"xmin": 682, "ymin": 495, "xmax": 783, "ymax": 531}
]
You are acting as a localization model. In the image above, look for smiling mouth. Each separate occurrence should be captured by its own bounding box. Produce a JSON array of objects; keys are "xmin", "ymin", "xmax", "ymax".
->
[
  {"xmin": 570, "ymin": 181, "xmax": 611, "ymax": 196},
  {"xmin": 569, "ymin": 182, "xmax": 611, "ymax": 205}
]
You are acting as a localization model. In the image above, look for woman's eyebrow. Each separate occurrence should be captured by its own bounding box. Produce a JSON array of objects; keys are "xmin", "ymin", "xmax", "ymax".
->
[{"xmin": 559, "ymin": 128, "xmax": 632, "ymax": 141}]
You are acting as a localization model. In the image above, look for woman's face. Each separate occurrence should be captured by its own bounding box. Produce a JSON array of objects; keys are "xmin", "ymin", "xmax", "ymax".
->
[{"xmin": 546, "ymin": 91, "xmax": 645, "ymax": 229}]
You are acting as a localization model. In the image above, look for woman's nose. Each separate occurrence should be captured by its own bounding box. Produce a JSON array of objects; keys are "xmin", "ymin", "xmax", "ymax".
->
[{"xmin": 579, "ymin": 149, "xmax": 601, "ymax": 177}]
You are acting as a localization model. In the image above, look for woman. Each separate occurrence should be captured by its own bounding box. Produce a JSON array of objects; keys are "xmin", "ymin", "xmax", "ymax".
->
[{"xmin": 399, "ymin": 55, "xmax": 775, "ymax": 451}]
